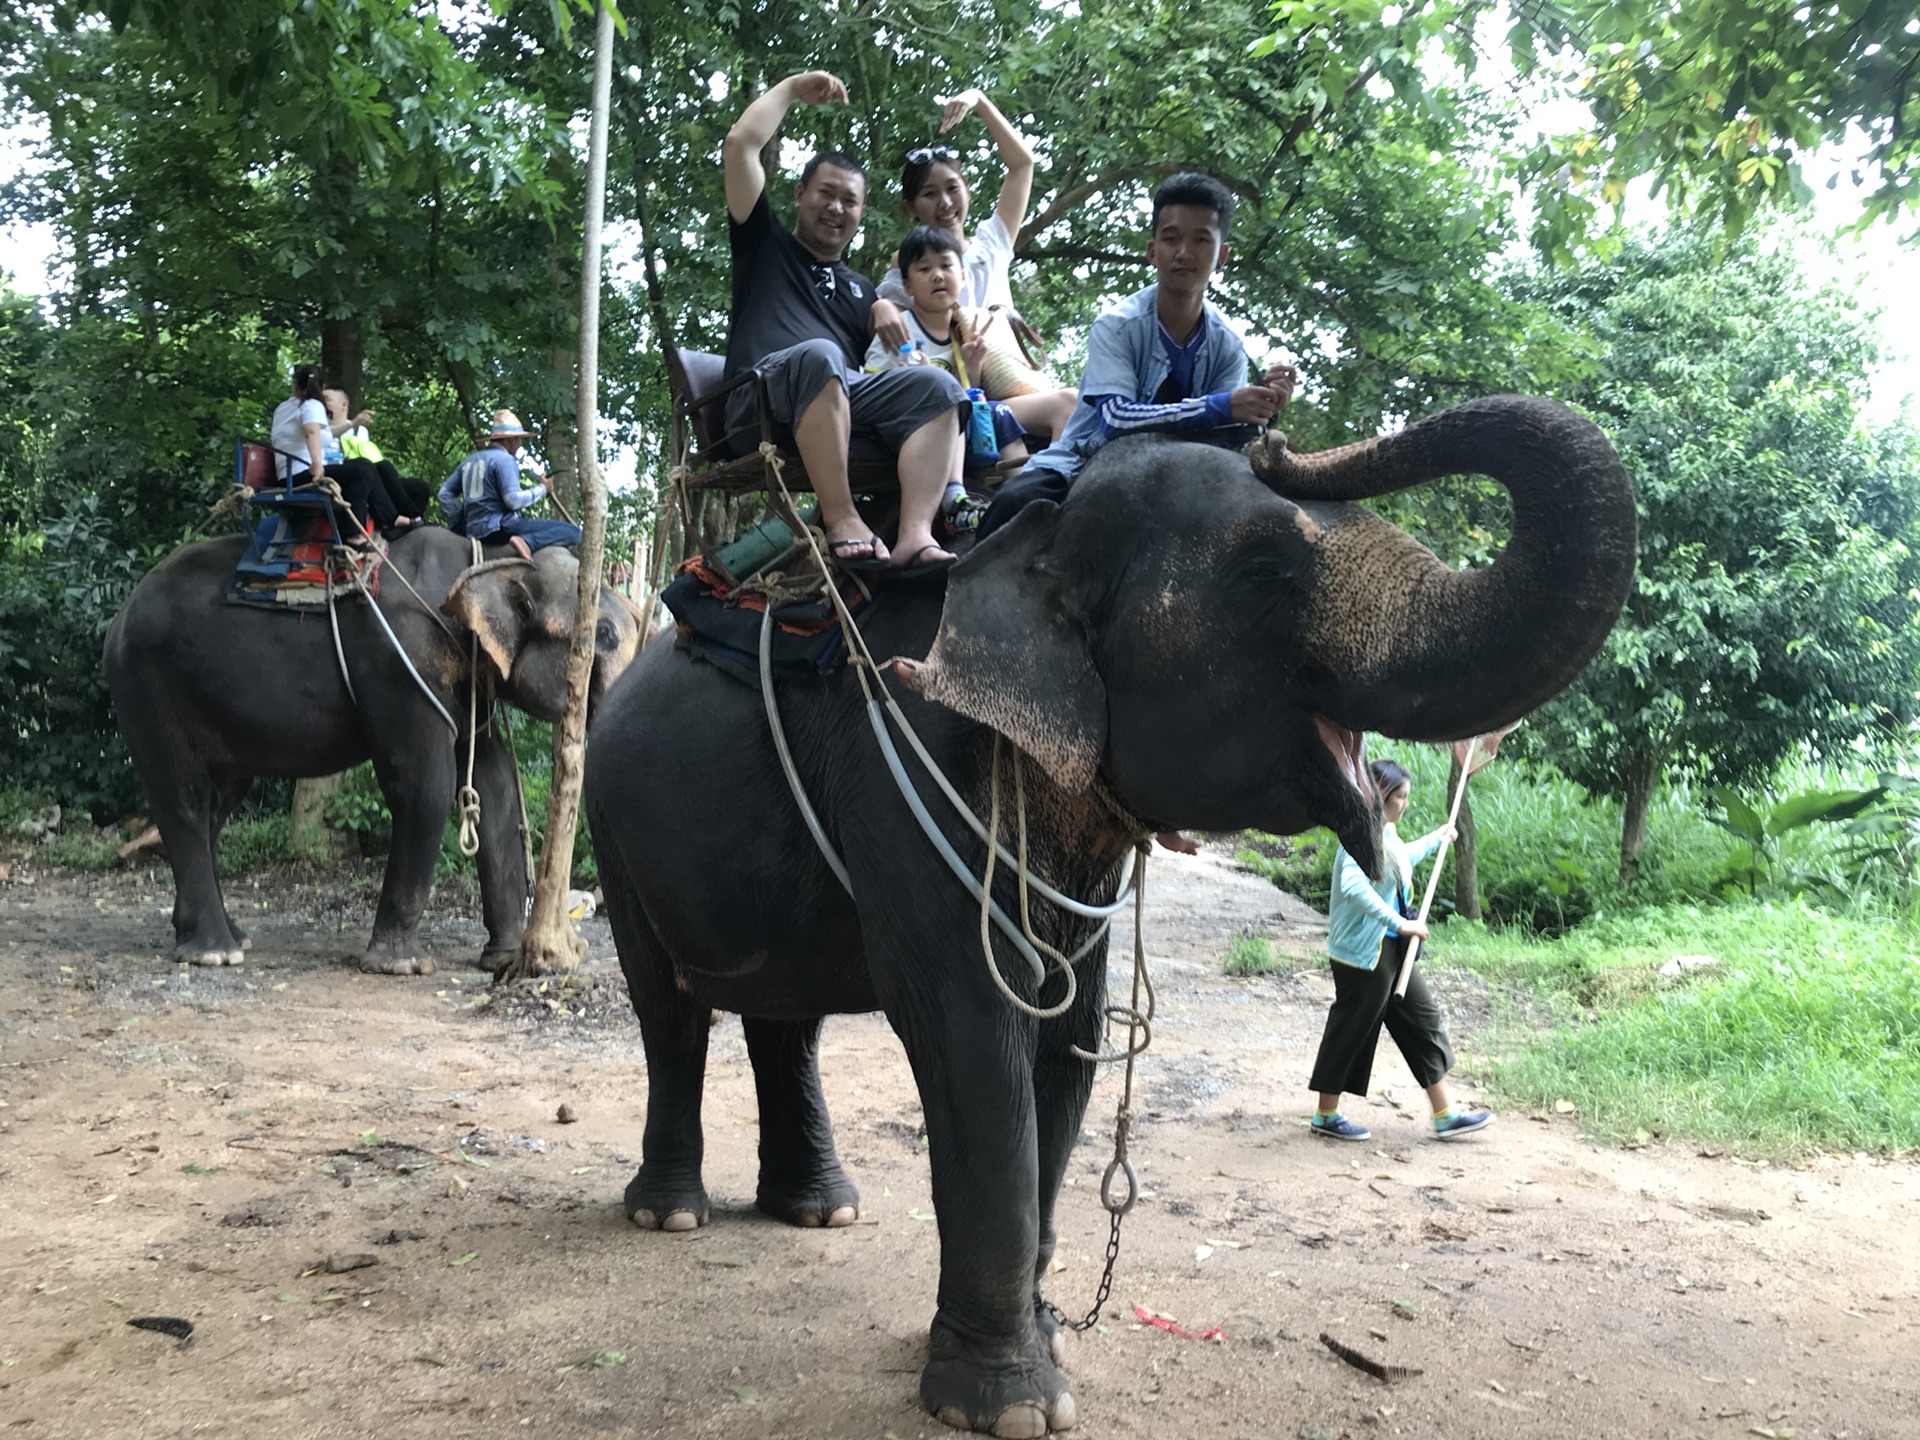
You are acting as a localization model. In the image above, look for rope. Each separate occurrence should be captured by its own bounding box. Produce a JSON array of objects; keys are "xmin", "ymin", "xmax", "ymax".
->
[{"xmin": 456, "ymin": 534, "xmax": 484, "ymax": 858}]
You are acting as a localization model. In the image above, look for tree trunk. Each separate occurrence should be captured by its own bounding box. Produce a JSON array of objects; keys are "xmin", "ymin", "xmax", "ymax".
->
[
  {"xmin": 1617, "ymin": 746, "xmax": 1661, "ymax": 888},
  {"xmin": 502, "ymin": 0, "xmax": 615, "ymax": 980},
  {"xmin": 290, "ymin": 773, "xmax": 349, "ymax": 863},
  {"xmin": 1447, "ymin": 750, "xmax": 1482, "ymax": 920},
  {"xmin": 322, "ymin": 317, "xmax": 364, "ymax": 408},
  {"xmin": 544, "ymin": 244, "xmax": 581, "ymax": 515}
]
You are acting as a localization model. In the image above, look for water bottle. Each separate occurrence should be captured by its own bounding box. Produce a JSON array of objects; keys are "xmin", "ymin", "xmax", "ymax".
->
[{"xmin": 964, "ymin": 387, "xmax": 999, "ymax": 471}]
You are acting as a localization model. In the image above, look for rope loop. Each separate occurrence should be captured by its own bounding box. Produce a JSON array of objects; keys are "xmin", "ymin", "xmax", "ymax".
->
[{"xmin": 456, "ymin": 784, "xmax": 483, "ymax": 857}]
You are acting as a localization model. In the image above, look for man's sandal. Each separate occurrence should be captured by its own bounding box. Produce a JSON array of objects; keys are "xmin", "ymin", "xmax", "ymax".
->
[
  {"xmin": 828, "ymin": 535, "xmax": 890, "ymax": 572},
  {"xmin": 891, "ymin": 543, "xmax": 957, "ymax": 578}
]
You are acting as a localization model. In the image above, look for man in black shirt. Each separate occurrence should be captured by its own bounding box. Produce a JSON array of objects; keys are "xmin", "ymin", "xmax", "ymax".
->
[{"xmin": 723, "ymin": 70, "xmax": 964, "ymax": 572}]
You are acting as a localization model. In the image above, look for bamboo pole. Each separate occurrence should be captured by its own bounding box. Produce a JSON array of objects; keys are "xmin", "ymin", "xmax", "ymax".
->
[
  {"xmin": 1392, "ymin": 737, "xmax": 1477, "ymax": 999},
  {"xmin": 502, "ymin": 0, "xmax": 615, "ymax": 980}
]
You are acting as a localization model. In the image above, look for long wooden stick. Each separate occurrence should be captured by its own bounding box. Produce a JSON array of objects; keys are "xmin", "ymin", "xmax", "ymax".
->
[{"xmin": 1393, "ymin": 736, "xmax": 1477, "ymax": 999}]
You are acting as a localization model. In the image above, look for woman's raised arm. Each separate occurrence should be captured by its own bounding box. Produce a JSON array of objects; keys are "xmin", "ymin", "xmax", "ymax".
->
[{"xmin": 940, "ymin": 89, "xmax": 1034, "ymax": 244}]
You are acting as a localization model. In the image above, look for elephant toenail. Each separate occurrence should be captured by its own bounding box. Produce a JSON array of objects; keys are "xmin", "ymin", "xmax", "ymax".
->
[
  {"xmin": 825, "ymin": 1204, "xmax": 858, "ymax": 1227},
  {"xmin": 1047, "ymin": 1328, "xmax": 1066, "ymax": 1366},
  {"xmin": 1048, "ymin": 1393, "xmax": 1077, "ymax": 1431},
  {"xmin": 796, "ymin": 1210, "xmax": 823, "ymax": 1228},
  {"xmin": 629, "ymin": 1209, "xmax": 658, "ymax": 1230},
  {"xmin": 934, "ymin": 1405, "xmax": 972, "ymax": 1432},
  {"xmin": 660, "ymin": 1210, "xmax": 700, "ymax": 1232},
  {"xmin": 990, "ymin": 1403, "xmax": 1048, "ymax": 1439}
]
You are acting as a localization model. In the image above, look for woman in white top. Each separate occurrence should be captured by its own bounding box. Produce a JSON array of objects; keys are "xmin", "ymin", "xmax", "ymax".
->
[
  {"xmin": 265, "ymin": 364, "xmax": 399, "ymax": 538},
  {"xmin": 876, "ymin": 89, "xmax": 1035, "ymax": 320}
]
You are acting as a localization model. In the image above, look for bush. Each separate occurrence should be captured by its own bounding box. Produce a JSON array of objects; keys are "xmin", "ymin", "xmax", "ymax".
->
[
  {"xmin": 1443, "ymin": 898, "xmax": 1920, "ymax": 1154},
  {"xmin": 1222, "ymin": 930, "xmax": 1277, "ymax": 976},
  {"xmin": 217, "ymin": 814, "xmax": 294, "ymax": 875}
]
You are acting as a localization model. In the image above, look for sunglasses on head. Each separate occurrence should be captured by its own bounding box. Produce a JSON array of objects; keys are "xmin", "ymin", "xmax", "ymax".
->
[{"xmin": 906, "ymin": 145, "xmax": 961, "ymax": 166}]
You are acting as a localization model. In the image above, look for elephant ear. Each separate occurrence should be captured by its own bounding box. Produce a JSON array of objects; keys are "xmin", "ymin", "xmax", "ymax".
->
[
  {"xmin": 442, "ymin": 556, "xmax": 536, "ymax": 682},
  {"xmin": 895, "ymin": 501, "xmax": 1106, "ymax": 793}
]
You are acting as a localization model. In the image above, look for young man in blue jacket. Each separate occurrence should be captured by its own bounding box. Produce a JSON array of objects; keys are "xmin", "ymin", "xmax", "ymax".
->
[{"xmin": 974, "ymin": 172, "xmax": 1296, "ymax": 540}]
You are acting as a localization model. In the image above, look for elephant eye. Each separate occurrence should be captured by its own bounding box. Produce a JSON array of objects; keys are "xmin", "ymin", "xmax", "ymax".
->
[{"xmin": 596, "ymin": 620, "xmax": 618, "ymax": 650}]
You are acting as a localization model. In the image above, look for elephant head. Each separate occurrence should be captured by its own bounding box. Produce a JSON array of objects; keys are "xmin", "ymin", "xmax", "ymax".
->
[
  {"xmin": 439, "ymin": 548, "xmax": 645, "ymax": 721},
  {"xmin": 898, "ymin": 395, "xmax": 1636, "ymax": 877}
]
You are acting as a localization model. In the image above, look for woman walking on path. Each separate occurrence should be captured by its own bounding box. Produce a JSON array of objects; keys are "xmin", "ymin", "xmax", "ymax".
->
[{"xmin": 1308, "ymin": 758, "xmax": 1494, "ymax": 1144}]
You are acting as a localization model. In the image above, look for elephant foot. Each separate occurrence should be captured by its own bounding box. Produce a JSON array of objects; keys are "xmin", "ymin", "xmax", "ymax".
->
[
  {"xmin": 624, "ymin": 1169, "xmax": 709, "ymax": 1232},
  {"xmin": 478, "ymin": 942, "xmax": 522, "ymax": 976},
  {"xmin": 922, "ymin": 1321, "xmax": 1076, "ymax": 1435},
  {"xmin": 178, "ymin": 945, "xmax": 245, "ymax": 968},
  {"xmin": 756, "ymin": 1169, "xmax": 860, "ymax": 1229},
  {"xmin": 358, "ymin": 943, "xmax": 435, "ymax": 976}
]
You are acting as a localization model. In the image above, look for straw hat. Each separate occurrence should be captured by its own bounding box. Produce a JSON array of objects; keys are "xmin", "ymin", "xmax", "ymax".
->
[{"xmin": 486, "ymin": 409, "xmax": 532, "ymax": 443}]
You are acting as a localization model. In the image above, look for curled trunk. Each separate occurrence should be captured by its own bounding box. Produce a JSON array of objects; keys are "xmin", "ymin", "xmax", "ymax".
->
[{"xmin": 1250, "ymin": 395, "xmax": 1636, "ymax": 742}]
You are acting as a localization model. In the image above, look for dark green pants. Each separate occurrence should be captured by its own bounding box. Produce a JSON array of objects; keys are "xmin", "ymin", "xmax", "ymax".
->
[{"xmin": 1308, "ymin": 935, "xmax": 1453, "ymax": 1097}]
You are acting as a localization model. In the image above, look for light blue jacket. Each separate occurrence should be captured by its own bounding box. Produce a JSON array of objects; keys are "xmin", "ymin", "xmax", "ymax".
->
[
  {"xmin": 1327, "ymin": 825, "xmax": 1447, "ymax": 970},
  {"xmin": 1024, "ymin": 283, "xmax": 1252, "ymax": 483},
  {"xmin": 437, "ymin": 446, "xmax": 548, "ymax": 540}
]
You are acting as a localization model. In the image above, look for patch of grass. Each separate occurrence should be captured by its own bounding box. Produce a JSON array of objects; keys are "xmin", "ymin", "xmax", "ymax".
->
[
  {"xmin": 1221, "ymin": 929, "xmax": 1278, "ymax": 976},
  {"xmin": 1442, "ymin": 899, "xmax": 1920, "ymax": 1155},
  {"xmin": 39, "ymin": 830, "xmax": 118, "ymax": 870},
  {"xmin": 0, "ymin": 785, "xmax": 50, "ymax": 831},
  {"xmin": 216, "ymin": 814, "xmax": 294, "ymax": 876}
]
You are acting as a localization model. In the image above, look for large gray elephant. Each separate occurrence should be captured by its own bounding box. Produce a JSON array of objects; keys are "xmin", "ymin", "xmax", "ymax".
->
[
  {"xmin": 583, "ymin": 396, "xmax": 1635, "ymax": 1434},
  {"xmin": 104, "ymin": 529, "xmax": 643, "ymax": 973}
]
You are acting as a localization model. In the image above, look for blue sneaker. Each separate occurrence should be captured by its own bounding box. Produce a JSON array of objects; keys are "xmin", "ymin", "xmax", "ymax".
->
[
  {"xmin": 1432, "ymin": 1108, "xmax": 1495, "ymax": 1141},
  {"xmin": 1310, "ymin": 1112, "xmax": 1372, "ymax": 1142}
]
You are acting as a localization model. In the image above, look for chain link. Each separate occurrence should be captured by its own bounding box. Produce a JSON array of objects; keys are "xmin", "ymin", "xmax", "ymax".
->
[{"xmin": 1044, "ymin": 840, "xmax": 1152, "ymax": 1333}]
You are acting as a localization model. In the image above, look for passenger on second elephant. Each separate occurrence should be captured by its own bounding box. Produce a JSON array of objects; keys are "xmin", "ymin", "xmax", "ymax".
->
[
  {"xmin": 324, "ymin": 387, "xmax": 430, "ymax": 526},
  {"xmin": 438, "ymin": 410, "xmax": 582, "ymax": 560},
  {"xmin": 267, "ymin": 362, "xmax": 402, "ymax": 541}
]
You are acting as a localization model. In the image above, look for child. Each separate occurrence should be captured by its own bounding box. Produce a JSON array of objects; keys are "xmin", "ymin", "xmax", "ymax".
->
[
  {"xmin": 864, "ymin": 226, "xmax": 1077, "ymax": 452},
  {"xmin": 975, "ymin": 172, "xmax": 1297, "ymax": 541}
]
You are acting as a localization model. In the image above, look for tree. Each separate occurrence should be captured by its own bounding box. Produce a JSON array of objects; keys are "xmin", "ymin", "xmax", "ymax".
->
[
  {"xmin": 1516, "ymin": 225, "xmax": 1920, "ymax": 884},
  {"xmin": 1513, "ymin": 0, "xmax": 1920, "ymax": 249}
]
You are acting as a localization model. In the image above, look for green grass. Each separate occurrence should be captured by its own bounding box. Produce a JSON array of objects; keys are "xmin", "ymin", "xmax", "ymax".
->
[
  {"xmin": 39, "ymin": 830, "xmax": 119, "ymax": 870},
  {"xmin": 1439, "ymin": 898, "xmax": 1920, "ymax": 1154},
  {"xmin": 1221, "ymin": 930, "xmax": 1278, "ymax": 976}
]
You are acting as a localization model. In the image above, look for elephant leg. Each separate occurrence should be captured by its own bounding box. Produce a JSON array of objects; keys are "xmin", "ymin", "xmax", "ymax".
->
[
  {"xmin": 209, "ymin": 776, "xmax": 255, "ymax": 952},
  {"xmin": 893, "ymin": 990, "xmax": 1075, "ymax": 1438},
  {"xmin": 469, "ymin": 720, "xmax": 529, "ymax": 972},
  {"xmin": 1030, "ymin": 949, "xmax": 1108, "ymax": 1370},
  {"xmin": 742, "ymin": 1016, "xmax": 859, "ymax": 1228},
  {"xmin": 360, "ymin": 739, "xmax": 456, "ymax": 976},
  {"xmin": 124, "ymin": 726, "xmax": 243, "ymax": 967},
  {"xmin": 604, "ymin": 867, "xmax": 712, "ymax": 1231}
]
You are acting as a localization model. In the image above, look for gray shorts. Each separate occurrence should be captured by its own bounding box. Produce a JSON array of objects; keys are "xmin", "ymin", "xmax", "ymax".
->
[{"xmin": 727, "ymin": 338, "xmax": 964, "ymax": 451}]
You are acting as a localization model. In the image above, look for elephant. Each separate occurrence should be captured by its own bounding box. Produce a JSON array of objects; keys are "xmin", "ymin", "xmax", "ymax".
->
[
  {"xmin": 582, "ymin": 395, "xmax": 1635, "ymax": 1435},
  {"xmin": 103, "ymin": 528, "xmax": 644, "ymax": 974}
]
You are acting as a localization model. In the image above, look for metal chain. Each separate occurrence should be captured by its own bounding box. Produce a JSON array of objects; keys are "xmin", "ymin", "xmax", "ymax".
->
[{"xmin": 1045, "ymin": 839, "xmax": 1153, "ymax": 1333}]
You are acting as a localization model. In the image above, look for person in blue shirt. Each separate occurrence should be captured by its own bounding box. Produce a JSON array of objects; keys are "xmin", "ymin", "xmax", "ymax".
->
[
  {"xmin": 973, "ymin": 171, "xmax": 1297, "ymax": 540},
  {"xmin": 437, "ymin": 411, "xmax": 582, "ymax": 559},
  {"xmin": 1307, "ymin": 759, "xmax": 1494, "ymax": 1144}
]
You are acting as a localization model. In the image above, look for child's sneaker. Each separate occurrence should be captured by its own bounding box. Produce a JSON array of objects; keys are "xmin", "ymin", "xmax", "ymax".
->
[
  {"xmin": 941, "ymin": 492, "xmax": 992, "ymax": 537},
  {"xmin": 1310, "ymin": 1112, "xmax": 1372, "ymax": 1142},
  {"xmin": 1432, "ymin": 1107, "xmax": 1495, "ymax": 1141}
]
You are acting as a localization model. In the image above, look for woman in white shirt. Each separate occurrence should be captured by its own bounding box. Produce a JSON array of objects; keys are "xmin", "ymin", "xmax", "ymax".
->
[
  {"xmin": 265, "ymin": 364, "xmax": 399, "ymax": 539},
  {"xmin": 877, "ymin": 89, "xmax": 1035, "ymax": 316}
]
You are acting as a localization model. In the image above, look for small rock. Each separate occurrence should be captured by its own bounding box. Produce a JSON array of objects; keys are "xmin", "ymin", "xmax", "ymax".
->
[
  {"xmin": 1300, "ymin": 1427, "xmax": 1338, "ymax": 1440},
  {"xmin": 556, "ymin": 1103, "xmax": 578, "ymax": 1125},
  {"xmin": 326, "ymin": 1251, "xmax": 379, "ymax": 1274}
]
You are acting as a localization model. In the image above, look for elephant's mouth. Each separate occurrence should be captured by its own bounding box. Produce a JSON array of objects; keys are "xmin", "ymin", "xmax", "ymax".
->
[{"xmin": 1314, "ymin": 714, "xmax": 1368, "ymax": 796}]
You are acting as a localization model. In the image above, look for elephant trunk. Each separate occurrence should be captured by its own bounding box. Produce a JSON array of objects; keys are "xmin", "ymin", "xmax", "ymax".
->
[{"xmin": 1250, "ymin": 395, "xmax": 1636, "ymax": 741}]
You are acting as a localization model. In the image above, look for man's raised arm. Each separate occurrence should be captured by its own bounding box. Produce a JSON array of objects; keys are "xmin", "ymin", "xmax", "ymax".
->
[{"xmin": 723, "ymin": 70, "xmax": 848, "ymax": 223}]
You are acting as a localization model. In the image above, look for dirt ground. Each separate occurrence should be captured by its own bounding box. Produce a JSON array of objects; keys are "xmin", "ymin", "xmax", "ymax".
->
[{"xmin": 2, "ymin": 845, "xmax": 1916, "ymax": 1440}]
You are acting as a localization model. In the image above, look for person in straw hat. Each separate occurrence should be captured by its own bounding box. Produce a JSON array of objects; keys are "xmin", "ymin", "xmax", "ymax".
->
[{"xmin": 437, "ymin": 409, "xmax": 581, "ymax": 560}]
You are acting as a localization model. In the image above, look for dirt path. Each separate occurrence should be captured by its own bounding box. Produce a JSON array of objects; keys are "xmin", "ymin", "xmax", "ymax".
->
[{"xmin": 2, "ymin": 850, "xmax": 1915, "ymax": 1439}]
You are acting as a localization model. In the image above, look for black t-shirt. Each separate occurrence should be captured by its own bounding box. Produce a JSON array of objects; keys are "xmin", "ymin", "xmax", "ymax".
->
[{"xmin": 725, "ymin": 192, "xmax": 876, "ymax": 380}]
